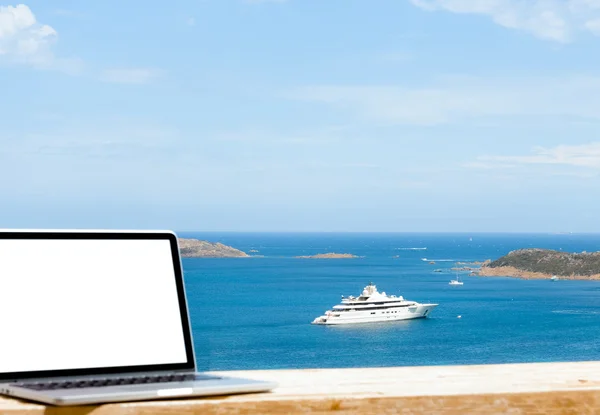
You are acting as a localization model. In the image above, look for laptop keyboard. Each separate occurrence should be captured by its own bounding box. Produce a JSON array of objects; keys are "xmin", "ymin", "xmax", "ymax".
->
[{"xmin": 14, "ymin": 373, "xmax": 219, "ymax": 391}]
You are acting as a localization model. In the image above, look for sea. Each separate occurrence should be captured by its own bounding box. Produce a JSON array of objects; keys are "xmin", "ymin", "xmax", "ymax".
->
[{"xmin": 177, "ymin": 232, "xmax": 600, "ymax": 371}]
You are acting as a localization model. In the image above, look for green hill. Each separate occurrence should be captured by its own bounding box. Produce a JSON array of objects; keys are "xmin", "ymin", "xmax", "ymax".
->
[{"xmin": 484, "ymin": 248, "xmax": 600, "ymax": 277}]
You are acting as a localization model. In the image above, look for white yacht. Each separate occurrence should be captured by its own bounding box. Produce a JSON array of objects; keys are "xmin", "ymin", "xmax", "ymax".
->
[
  {"xmin": 449, "ymin": 269, "xmax": 464, "ymax": 285},
  {"xmin": 449, "ymin": 275, "xmax": 463, "ymax": 285},
  {"xmin": 311, "ymin": 283, "xmax": 438, "ymax": 325}
]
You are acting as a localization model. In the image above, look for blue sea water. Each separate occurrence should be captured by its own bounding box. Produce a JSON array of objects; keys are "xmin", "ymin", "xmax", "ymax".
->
[{"xmin": 178, "ymin": 232, "xmax": 600, "ymax": 371}]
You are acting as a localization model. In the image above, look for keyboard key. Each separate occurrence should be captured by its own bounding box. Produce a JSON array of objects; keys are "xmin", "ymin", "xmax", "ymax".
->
[{"xmin": 14, "ymin": 373, "xmax": 218, "ymax": 391}]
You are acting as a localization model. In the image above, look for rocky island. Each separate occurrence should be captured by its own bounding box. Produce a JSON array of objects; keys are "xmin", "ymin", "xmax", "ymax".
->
[
  {"xmin": 178, "ymin": 238, "xmax": 249, "ymax": 258},
  {"xmin": 295, "ymin": 253, "xmax": 360, "ymax": 259},
  {"xmin": 478, "ymin": 248, "xmax": 600, "ymax": 280}
]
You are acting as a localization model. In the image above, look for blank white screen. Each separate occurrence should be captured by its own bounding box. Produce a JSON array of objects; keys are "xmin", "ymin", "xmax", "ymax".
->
[{"xmin": 0, "ymin": 238, "xmax": 188, "ymax": 374}]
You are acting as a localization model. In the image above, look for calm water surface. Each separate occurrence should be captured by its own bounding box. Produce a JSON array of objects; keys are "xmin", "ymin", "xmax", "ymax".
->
[{"xmin": 178, "ymin": 233, "xmax": 600, "ymax": 370}]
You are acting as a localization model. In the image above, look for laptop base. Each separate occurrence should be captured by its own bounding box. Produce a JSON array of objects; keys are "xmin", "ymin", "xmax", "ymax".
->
[{"xmin": 2, "ymin": 373, "xmax": 276, "ymax": 406}]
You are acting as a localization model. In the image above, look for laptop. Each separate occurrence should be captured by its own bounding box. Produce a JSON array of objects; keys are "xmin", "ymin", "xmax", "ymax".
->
[{"xmin": 0, "ymin": 229, "xmax": 277, "ymax": 406}]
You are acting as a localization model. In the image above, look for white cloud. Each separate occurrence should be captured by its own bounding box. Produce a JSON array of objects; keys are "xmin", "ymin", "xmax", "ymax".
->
[
  {"xmin": 0, "ymin": 5, "xmax": 155, "ymax": 80},
  {"xmin": 287, "ymin": 75, "xmax": 600, "ymax": 125},
  {"xmin": 0, "ymin": 4, "xmax": 56, "ymax": 65},
  {"xmin": 409, "ymin": 0, "xmax": 600, "ymax": 42},
  {"xmin": 469, "ymin": 142, "xmax": 600, "ymax": 170},
  {"xmin": 585, "ymin": 18, "xmax": 600, "ymax": 34},
  {"xmin": 100, "ymin": 68, "xmax": 162, "ymax": 84},
  {"xmin": 0, "ymin": 4, "xmax": 83, "ymax": 73}
]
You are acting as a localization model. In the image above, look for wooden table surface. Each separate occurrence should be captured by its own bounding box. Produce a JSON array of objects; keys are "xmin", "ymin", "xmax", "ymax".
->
[{"xmin": 2, "ymin": 361, "xmax": 600, "ymax": 414}]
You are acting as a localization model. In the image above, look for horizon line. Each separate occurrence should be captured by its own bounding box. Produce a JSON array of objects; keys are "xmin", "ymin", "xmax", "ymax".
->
[{"xmin": 175, "ymin": 230, "xmax": 598, "ymax": 235}]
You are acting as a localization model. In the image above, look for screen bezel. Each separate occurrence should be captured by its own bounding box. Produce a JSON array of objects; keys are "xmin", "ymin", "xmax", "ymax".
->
[{"xmin": 0, "ymin": 230, "xmax": 196, "ymax": 381}]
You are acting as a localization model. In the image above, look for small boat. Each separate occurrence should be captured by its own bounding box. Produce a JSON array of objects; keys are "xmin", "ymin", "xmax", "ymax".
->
[
  {"xmin": 449, "ymin": 270, "xmax": 464, "ymax": 286},
  {"xmin": 551, "ymin": 275, "xmax": 558, "ymax": 281}
]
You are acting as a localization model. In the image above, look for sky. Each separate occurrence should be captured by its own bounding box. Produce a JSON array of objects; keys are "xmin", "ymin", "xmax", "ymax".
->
[{"xmin": 1, "ymin": 0, "xmax": 600, "ymax": 233}]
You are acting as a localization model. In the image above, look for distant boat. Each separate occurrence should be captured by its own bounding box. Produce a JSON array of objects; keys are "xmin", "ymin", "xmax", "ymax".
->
[
  {"xmin": 449, "ymin": 269, "xmax": 464, "ymax": 286},
  {"xmin": 551, "ymin": 275, "xmax": 558, "ymax": 281}
]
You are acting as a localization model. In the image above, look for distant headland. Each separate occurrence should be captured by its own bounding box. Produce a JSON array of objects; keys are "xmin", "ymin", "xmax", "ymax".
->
[
  {"xmin": 295, "ymin": 253, "xmax": 360, "ymax": 259},
  {"xmin": 478, "ymin": 248, "xmax": 600, "ymax": 281},
  {"xmin": 178, "ymin": 238, "xmax": 249, "ymax": 258},
  {"xmin": 176, "ymin": 240, "xmax": 361, "ymax": 259}
]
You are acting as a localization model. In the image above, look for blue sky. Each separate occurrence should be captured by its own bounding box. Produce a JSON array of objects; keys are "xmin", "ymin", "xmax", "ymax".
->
[{"xmin": 1, "ymin": 0, "xmax": 600, "ymax": 232}]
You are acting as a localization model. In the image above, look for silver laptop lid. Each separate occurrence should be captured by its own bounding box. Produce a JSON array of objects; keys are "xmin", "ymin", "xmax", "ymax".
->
[{"xmin": 0, "ymin": 229, "xmax": 196, "ymax": 382}]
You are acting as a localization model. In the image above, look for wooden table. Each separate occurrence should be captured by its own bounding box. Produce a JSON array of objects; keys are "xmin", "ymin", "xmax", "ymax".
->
[{"xmin": 2, "ymin": 361, "xmax": 600, "ymax": 414}]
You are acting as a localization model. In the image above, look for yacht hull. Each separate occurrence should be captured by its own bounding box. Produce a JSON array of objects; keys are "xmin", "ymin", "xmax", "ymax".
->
[{"xmin": 312, "ymin": 304, "xmax": 438, "ymax": 325}]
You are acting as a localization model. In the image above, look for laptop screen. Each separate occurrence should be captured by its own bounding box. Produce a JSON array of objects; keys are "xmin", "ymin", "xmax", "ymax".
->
[{"xmin": 0, "ymin": 232, "xmax": 193, "ymax": 378}]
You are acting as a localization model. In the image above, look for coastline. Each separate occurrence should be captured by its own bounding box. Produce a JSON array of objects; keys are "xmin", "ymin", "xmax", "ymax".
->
[
  {"xmin": 178, "ymin": 238, "xmax": 249, "ymax": 258},
  {"xmin": 478, "ymin": 265, "xmax": 600, "ymax": 281}
]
